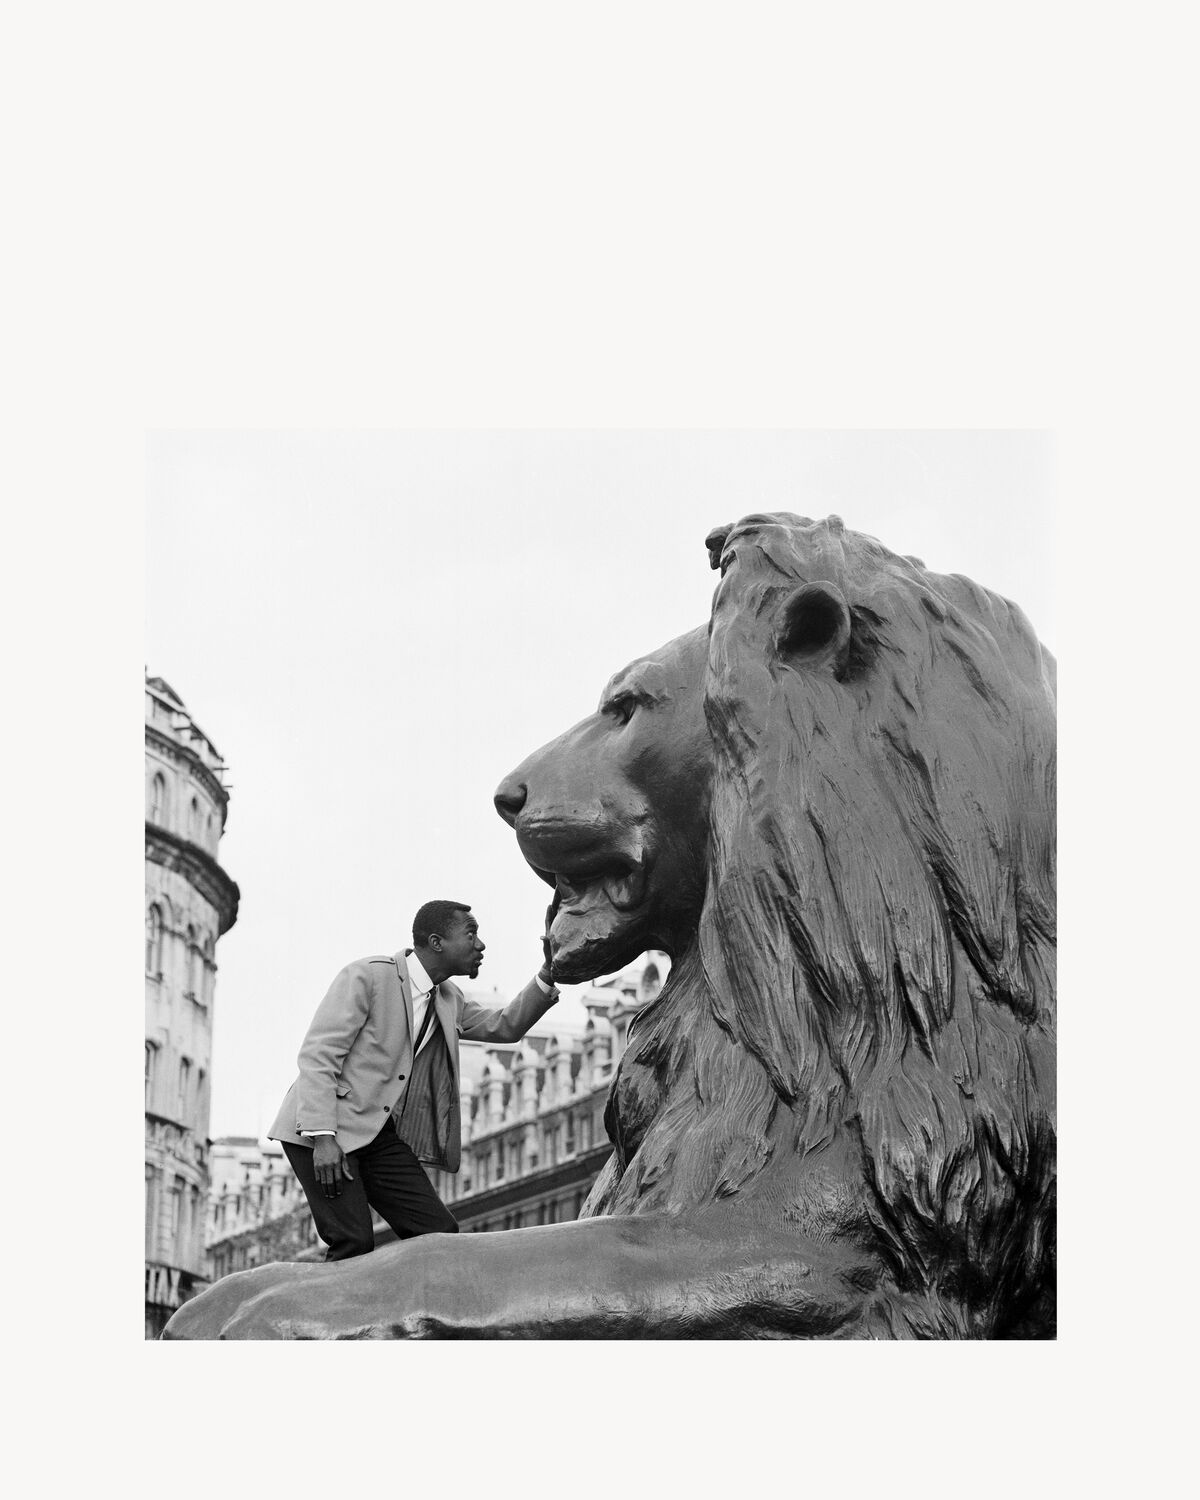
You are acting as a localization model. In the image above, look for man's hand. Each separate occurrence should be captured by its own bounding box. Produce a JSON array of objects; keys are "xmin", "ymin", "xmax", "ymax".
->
[
  {"xmin": 540, "ymin": 895, "xmax": 560, "ymax": 985},
  {"xmin": 312, "ymin": 1135, "xmax": 354, "ymax": 1198}
]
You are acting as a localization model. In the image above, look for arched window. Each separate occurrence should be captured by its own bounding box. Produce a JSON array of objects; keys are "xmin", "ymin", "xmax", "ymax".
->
[
  {"xmin": 186, "ymin": 926, "xmax": 199, "ymax": 998},
  {"xmin": 145, "ymin": 1040, "xmax": 159, "ymax": 1106},
  {"xmin": 189, "ymin": 796, "xmax": 201, "ymax": 842},
  {"xmin": 145, "ymin": 1164, "xmax": 157, "ymax": 1257},
  {"xmin": 201, "ymin": 935, "xmax": 214, "ymax": 1006},
  {"xmin": 145, "ymin": 905, "xmax": 163, "ymax": 975},
  {"xmin": 177, "ymin": 1056, "xmax": 192, "ymax": 1118},
  {"xmin": 149, "ymin": 772, "xmax": 168, "ymax": 826}
]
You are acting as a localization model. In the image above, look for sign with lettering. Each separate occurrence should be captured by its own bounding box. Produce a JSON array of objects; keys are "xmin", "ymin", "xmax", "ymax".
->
[{"xmin": 145, "ymin": 1262, "xmax": 205, "ymax": 1309}]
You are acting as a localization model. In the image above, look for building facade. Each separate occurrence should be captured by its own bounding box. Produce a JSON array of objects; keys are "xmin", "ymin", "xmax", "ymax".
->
[
  {"xmin": 425, "ymin": 954, "xmax": 669, "ymax": 1233},
  {"xmin": 204, "ymin": 954, "xmax": 668, "ymax": 1276},
  {"xmin": 145, "ymin": 674, "xmax": 239, "ymax": 1338},
  {"xmin": 206, "ymin": 1136, "xmax": 318, "ymax": 1278}
]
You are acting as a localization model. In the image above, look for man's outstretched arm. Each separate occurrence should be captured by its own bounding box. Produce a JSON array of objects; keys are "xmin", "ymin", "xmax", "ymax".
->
[{"xmin": 457, "ymin": 902, "xmax": 560, "ymax": 1042}]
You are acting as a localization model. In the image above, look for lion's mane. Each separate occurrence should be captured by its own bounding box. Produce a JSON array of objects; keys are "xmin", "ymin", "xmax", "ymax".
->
[{"xmin": 587, "ymin": 514, "xmax": 1056, "ymax": 1338}]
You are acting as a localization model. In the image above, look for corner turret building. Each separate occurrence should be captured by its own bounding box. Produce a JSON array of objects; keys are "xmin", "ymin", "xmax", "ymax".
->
[{"xmin": 144, "ymin": 674, "xmax": 239, "ymax": 1338}]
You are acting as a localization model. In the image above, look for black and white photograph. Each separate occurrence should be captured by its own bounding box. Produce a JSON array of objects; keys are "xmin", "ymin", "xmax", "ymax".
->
[{"xmin": 145, "ymin": 430, "xmax": 1056, "ymax": 1341}]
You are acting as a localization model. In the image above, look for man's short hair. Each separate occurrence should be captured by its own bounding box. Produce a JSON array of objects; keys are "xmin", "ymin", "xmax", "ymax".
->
[{"xmin": 413, "ymin": 900, "xmax": 472, "ymax": 947}]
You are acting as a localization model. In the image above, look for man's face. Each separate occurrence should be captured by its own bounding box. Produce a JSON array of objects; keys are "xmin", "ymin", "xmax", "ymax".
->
[{"xmin": 437, "ymin": 911, "xmax": 485, "ymax": 979}]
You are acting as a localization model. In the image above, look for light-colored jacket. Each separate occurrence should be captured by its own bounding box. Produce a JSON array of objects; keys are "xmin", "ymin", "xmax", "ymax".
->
[{"xmin": 268, "ymin": 950, "xmax": 558, "ymax": 1168}]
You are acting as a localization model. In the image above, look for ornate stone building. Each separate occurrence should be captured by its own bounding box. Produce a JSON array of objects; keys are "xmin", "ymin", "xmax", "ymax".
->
[
  {"xmin": 204, "ymin": 954, "xmax": 668, "ymax": 1276},
  {"xmin": 206, "ymin": 1136, "xmax": 318, "ymax": 1277},
  {"xmin": 424, "ymin": 953, "xmax": 669, "ymax": 1234},
  {"xmin": 145, "ymin": 674, "xmax": 239, "ymax": 1338}
]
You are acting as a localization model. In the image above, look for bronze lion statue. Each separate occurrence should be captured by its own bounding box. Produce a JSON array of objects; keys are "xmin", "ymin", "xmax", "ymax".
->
[{"xmin": 165, "ymin": 514, "xmax": 1055, "ymax": 1339}]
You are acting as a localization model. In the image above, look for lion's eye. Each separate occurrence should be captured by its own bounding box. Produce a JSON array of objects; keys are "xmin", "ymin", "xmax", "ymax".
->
[{"xmin": 608, "ymin": 696, "xmax": 637, "ymax": 726}]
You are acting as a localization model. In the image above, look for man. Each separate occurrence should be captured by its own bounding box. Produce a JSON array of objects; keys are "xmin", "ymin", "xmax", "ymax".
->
[{"xmin": 269, "ymin": 899, "xmax": 558, "ymax": 1260}]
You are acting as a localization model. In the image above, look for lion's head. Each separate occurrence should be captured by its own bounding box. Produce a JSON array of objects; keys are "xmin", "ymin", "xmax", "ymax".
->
[
  {"xmin": 498, "ymin": 512, "xmax": 1056, "ymax": 1338},
  {"xmin": 494, "ymin": 624, "xmax": 712, "ymax": 984}
]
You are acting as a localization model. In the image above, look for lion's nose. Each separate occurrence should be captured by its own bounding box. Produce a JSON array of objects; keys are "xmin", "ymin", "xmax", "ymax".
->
[{"xmin": 493, "ymin": 777, "xmax": 527, "ymax": 826}]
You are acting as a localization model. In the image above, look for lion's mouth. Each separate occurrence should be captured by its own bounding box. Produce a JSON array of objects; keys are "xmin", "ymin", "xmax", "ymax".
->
[
  {"xmin": 520, "ymin": 832, "xmax": 653, "ymax": 980},
  {"xmin": 549, "ymin": 857, "xmax": 648, "ymax": 915}
]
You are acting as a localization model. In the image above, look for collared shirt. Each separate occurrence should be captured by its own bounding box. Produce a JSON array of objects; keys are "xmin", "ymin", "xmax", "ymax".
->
[{"xmin": 403, "ymin": 949, "xmax": 442, "ymax": 1060}]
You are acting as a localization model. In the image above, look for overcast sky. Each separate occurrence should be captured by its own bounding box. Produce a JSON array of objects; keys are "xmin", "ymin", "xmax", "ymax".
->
[{"xmin": 146, "ymin": 430, "xmax": 1054, "ymax": 1138}]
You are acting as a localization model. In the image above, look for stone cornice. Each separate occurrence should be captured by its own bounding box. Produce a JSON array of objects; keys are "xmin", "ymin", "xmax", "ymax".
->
[
  {"xmin": 465, "ymin": 1078, "xmax": 610, "ymax": 1144},
  {"xmin": 145, "ymin": 724, "xmax": 230, "ymax": 814},
  {"xmin": 145, "ymin": 823, "xmax": 240, "ymax": 935},
  {"xmin": 451, "ymin": 1142, "xmax": 612, "ymax": 1219}
]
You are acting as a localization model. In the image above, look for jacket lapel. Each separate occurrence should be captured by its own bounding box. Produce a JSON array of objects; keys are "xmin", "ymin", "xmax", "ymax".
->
[
  {"xmin": 439, "ymin": 983, "xmax": 461, "ymax": 1093},
  {"xmin": 394, "ymin": 950, "xmax": 415, "ymax": 1046}
]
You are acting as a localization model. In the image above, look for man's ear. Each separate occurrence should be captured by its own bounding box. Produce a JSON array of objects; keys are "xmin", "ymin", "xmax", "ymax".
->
[{"xmin": 774, "ymin": 581, "xmax": 852, "ymax": 679}]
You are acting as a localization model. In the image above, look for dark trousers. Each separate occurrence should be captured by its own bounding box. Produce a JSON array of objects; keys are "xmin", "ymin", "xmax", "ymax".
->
[{"xmin": 283, "ymin": 1121, "xmax": 459, "ymax": 1261}]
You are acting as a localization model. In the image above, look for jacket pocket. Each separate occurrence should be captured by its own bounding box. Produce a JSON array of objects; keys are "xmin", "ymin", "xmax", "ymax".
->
[{"xmin": 334, "ymin": 1081, "xmax": 352, "ymax": 1098}]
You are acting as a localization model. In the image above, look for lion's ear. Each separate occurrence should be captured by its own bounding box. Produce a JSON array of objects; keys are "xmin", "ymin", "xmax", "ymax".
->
[
  {"xmin": 774, "ymin": 581, "xmax": 852, "ymax": 678},
  {"xmin": 705, "ymin": 524, "xmax": 732, "ymax": 571}
]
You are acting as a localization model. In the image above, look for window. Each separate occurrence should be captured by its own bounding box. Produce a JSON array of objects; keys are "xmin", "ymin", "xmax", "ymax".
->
[
  {"xmin": 177, "ymin": 1056, "xmax": 192, "ymax": 1118},
  {"xmin": 170, "ymin": 1178, "xmax": 183, "ymax": 1238},
  {"xmin": 145, "ymin": 905, "xmax": 163, "ymax": 976},
  {"xmin": 145, "ymin": 1165, "xmax": 157, "ymax": 1257},
  {"xmin": 201, "ymin": 937, "xmax": 214, "ymax": 1005},
  {"xmin": 189, "ymin": 796, "xmax": 201, "ymax": 842},
  {"xmin": 149, "ymin": 772, "xmax": 168, "ymax": 826},
  {"xmin": 144, "ymin": 1041, "xmax": 158, "ymax": 1107},
  {"xmin": 185, "ymin": 927, "xmax": 198, "ymax": 998}
]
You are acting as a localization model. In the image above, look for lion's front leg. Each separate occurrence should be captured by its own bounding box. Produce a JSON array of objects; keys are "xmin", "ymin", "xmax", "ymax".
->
[{"xmin": 162, "ymin": 1210, "xmax": 880, "ymax": 1339}]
